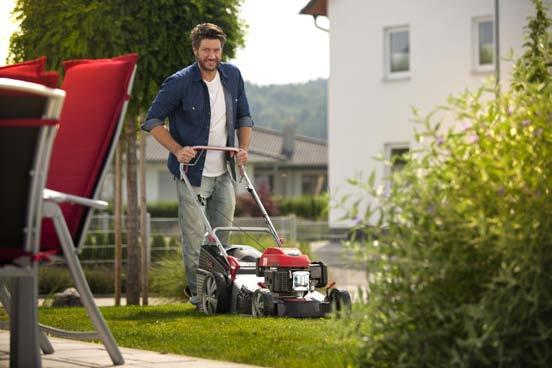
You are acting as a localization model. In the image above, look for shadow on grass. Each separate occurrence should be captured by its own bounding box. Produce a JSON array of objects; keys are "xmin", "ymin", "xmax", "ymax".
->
[{"xmin": 99, "ymin": 304, "xmax": 215, "ymax": 322}]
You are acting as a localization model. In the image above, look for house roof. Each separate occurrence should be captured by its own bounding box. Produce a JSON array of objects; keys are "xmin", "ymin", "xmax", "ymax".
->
[
  {"xmin": 299, "ymin": 0, "xmax": 327, "ymax": 17},
  {"xmin": 145, "ymin": 126, "xmax": 327, "ymax": 168}
]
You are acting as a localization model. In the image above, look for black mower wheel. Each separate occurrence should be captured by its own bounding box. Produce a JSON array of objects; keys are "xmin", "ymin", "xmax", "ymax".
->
[
  {"xmin": 201, "ymin": 272, "xmax": 230, "ymax": 315},
  {"xmin": 329, "ymin": 288, "xmax": 352, "ymax": 317},
  {"xmin": 252, "ymin": 288, "xmax": 274, "ymax": 317}
]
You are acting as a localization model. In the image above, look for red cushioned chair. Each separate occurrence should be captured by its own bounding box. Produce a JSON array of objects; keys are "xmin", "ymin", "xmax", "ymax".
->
[
  {"xmin": 0, "ymin": 77, "xmax": 65, "ymax": 368},
  {"xmin": 37, "ymin": 53, "xmax": 137, "ymax": 366},
  {"xmin": 0, "ymin": 56, "xmax": 59, "ymax": 88}
]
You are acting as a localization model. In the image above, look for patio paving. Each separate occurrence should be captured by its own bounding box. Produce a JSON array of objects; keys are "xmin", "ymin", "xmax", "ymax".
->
[{"xmin": 0, "ymin": 331, "xmax": 263, "ymax": 368}]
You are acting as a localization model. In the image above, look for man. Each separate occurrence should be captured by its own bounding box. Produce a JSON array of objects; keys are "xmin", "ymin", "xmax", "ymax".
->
[{"xmin": 142, "ymin": 23, "xmax": 253, "ymax": 308}]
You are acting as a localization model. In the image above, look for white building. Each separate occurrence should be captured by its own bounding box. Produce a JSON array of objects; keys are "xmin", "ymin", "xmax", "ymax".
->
[{"xmin": 300, "ymin": 0, "xmax": 552, "ymax": 229}]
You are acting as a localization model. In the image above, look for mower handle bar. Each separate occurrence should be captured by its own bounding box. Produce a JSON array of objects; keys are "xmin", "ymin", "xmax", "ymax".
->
[
  {"xmin": 180, "ymin": 145, "xmax": 240, "ymax": 167},
  {"xmin": 192, "ymin": 145, "xmax": 239, "ymax": 153},
  {"xmin": 212, "ymin": 226, "xmax": 273, "ymax": 235}
]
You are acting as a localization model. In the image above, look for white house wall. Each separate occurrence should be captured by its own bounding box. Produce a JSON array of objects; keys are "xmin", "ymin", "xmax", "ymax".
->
[{"xmin": 327, "ymin": 0, "xmax": 551, "ymax": 228}]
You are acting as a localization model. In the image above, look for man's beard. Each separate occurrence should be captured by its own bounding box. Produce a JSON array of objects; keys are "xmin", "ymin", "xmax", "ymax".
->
[{"xmin": 197, "ymin": 57, "xmax": 219, "ymax": 72}]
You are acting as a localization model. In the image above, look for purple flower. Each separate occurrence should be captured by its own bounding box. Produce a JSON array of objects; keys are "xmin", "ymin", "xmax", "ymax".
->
[
  {"xmin": 521, "ymin": 119, "xmax": 531, "ymax": 127},
  {"xmin": 436, "ymin": 135, "xmax": 445, "ymax": 145},
  {"xmin": 497, "ymin": 186, "xmax": 505, "ymax": 196},
  {"xmin": 533, "ymin": 128, "xmax": 543, "ymax": 137},
  {"xmin": 467, "ymin": 134, "xmax": 479, "ymax": 144},
  {"xmin": 462, "ymin": 122, "xmax": 472, "ymax": 132},
  {"xmin": 427, "ymin": 205, "xmax": 435, "ymax": 215}
]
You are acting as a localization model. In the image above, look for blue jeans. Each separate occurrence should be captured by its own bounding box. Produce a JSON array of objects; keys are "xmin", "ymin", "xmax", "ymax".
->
[{"xmin": 176, "ymin": 172, "xmax": 236, "ymax": 304}]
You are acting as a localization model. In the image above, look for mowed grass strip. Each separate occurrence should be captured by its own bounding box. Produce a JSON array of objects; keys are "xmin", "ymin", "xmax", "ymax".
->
[{"xmin": 26, "ymin": 304, "xmax": 357, "ymax": 368}]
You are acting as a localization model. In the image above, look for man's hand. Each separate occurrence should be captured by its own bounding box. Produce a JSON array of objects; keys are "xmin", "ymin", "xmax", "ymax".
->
[
  {"xmin": 175, "ymin": 146, "xmax": 197, "ymax": 164},
  {"xmin": 236, "ymin": 148, "xmax": 249, "ymax": 166}
]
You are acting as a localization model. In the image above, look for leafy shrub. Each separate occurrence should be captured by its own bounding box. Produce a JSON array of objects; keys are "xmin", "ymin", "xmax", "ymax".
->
[
  {"xmin": 39, "ymin": 265, "xmax": 123, "ymax": 295},
  {"xmin": 151, "ymin": 234, "xmax": 168, "ymax": 248},
  {"xmin": 39, "ymin": 266, "xmax": 73, "ymax": 295},
  {"xmin": 277, "ymin": 194, "xmax": 328, "ymax": 220},
  {"xmin": 103, "ymin": 202, "xmax": 180, "ymax": 218},
  {"xmin": 84, "ymin": 267, "xmax": 116, "ymax": 294},
  {"xmin": 167, "ymin": 236, "xmax": 180, "ymax": 249},
  {"xmin": 147, "ymin": 202, "xmax": 179, "ymax": 218},
  {"xmin": 149, "ymin": 255, "xmax": 187, "ymax": 300},
  {"xmin": 103, "ymin": 194, "xmax": 327, "ymax": 220},
  {"xmin": 235, "ymin": 183, "xmax": 279, "ymax": 217},
  {"xmin": 345, "ymin": 2, "xmax": 552, "ymax": 367}
]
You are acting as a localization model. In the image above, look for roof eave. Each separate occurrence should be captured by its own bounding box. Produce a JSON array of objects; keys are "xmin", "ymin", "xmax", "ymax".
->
[{"xmin": 299, "ymin": 0, "xmax": 327, "ymax": 17}]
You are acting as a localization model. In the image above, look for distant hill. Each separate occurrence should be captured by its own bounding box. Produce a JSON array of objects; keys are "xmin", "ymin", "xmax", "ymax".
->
[{"xmin": 245, "ymin": 79, "xmax": 327, "ymax": 140}]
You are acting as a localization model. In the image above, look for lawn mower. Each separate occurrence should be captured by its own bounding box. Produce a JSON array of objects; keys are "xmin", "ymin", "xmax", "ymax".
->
[{"xmin": 180, "ymin": 146, "xmax": 351, "ymax": 317}]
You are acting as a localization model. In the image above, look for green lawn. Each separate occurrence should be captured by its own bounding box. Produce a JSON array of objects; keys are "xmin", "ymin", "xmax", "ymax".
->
[{"xmin": 23, "ymin": 304, "xmax": 358, "ymax": 368}]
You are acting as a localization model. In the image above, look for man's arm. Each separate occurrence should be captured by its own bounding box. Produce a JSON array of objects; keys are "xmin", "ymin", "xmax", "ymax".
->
[
  {"xmin": 236, "ymin": 126, "xmax": 252, "ymax": 166},
  {"xmin": 143, "ymin": 75, "xmax": 196, "ymax": 164},
  {"xmin": 234, "ymin": 68, "xmax": 254, "ymax": 166},
  {"xmin": 150, "ymin": 126, "xmax": 196, "ymax": 164}
]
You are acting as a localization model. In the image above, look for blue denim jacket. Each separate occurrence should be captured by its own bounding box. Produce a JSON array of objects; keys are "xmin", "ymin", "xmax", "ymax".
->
[{"xmin": 142, "ymin": 62, "xmax": 254, "ymax": 186}]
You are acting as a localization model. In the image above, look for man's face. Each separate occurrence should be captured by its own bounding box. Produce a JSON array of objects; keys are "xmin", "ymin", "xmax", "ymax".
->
[{"xmin": 194, "ymin": 38, "xmax": 223, "ymax": 72}]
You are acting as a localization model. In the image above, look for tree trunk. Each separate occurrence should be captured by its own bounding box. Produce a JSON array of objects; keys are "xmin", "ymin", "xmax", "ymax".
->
[
  {"xmin": 114, "ymin": 143, "xmax": 123, "ymax": 306},
  {"xmin": 125, "ymin": 118, "xmax": 141, "ymax": 305},
  {"xmin": 139, "ymin": 132, "xmax": 149, "ymax": 305}
]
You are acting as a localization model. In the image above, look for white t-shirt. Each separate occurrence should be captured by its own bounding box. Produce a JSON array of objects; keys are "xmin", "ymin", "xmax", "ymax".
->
[{"xmin": 203, "ymin": 71, "xmax": 227, "ymax": 177}]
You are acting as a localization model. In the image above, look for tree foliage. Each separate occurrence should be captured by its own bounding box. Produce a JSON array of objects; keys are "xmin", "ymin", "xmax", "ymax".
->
[
  {"xmin": 9, "ymin": 0, "xmax": 246, "ymax": 116},
  {"xmin": 344, "ymin": 1, "xmax": 552, "ymax": 367},
  {"xmin": 245, "ymin": 79, "xmax": 327, "ymax": 139},
  {"xmin": 9, "ymin": 0, "xmax": 246, "ymax": 304}
]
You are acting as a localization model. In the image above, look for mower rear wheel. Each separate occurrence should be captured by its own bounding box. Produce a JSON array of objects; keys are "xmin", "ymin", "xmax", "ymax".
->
[
  {"xmin": 329, "ymin": 288, "xmax": 352, "ymax": 317},
  {"xmin": 201, "ymin": 272, "xmax": 230, "ymax": 315},
  {"xmin": 252, "ymin": 288, "xmax": 274, "ymax": 317}
]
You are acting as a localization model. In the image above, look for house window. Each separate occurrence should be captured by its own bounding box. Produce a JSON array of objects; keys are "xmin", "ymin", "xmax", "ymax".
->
[
  {"xmin": 473, "ymin": 17, "xmax": 494, "ymax": 71},
  {"xmin": 384, "ymin": 26, "xmax": 410, "ymax": 78},
  {"xmin": 390, "ymin": 147, "xmax": 409, "ymax": 174},
  {"xmin": 301, "ymin": 174, "xmax": 326, "ymax": 196},
  {"xmin": 384, "ymin": 143, "xmax": 410, "ymax": 193}
]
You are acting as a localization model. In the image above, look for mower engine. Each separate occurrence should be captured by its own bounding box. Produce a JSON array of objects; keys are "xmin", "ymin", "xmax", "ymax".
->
[{"xmin": 256, "ymin": 247, "xmax": 327, "ymax": 297}]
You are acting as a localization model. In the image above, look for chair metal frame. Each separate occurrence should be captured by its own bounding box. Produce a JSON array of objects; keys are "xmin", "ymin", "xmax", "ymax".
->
[{"xmin": 0, "ymin": 77, "xmax": 65, "ymax": 368}]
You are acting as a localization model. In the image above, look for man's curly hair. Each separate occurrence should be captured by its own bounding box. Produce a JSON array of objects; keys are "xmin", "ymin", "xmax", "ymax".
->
[{"xmin": 190, "ymin": 23, "xmax": 227, "ymax": 50}]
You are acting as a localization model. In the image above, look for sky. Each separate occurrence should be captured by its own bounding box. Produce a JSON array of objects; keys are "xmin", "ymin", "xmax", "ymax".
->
[{"xmin": 0, "ymin": 0, "xmax": 329, "ymax": 86}]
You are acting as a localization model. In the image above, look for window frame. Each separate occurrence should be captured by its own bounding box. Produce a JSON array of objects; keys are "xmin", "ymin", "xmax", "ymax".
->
[
  {"xmin": 384, "ymin": 25, "xmax": 411, "ymax": 80},
  {"xmin": 383, "ymin": 142, "xmax": 410, "ymax": 194},
  {"xmin": 472, "ymin": 16, "xmax": 495, "ymax": 73}
]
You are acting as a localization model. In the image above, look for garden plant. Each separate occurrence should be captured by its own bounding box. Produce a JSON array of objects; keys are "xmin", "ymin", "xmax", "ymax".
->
[{"xmin": 342, "ymin": 1, "xmax": 552, "ymax": 367}]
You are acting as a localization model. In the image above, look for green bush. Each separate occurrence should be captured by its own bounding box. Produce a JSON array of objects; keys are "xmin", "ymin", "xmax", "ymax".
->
[
  {"xmin": 39, "ymin": 265, "xmax": 123, "ymax": 295},
  {"xmin": 345, "ymin": 2, "xmax": 552, "ymax": 367},
  {"xmin": 104, "ymin": 196, "xmax": 328, "ymax": 220},
  {"xmin": 151, "ymin": 234, "xmax": 168, "ymax": 248},
  {"xmin": 39, "ymin": 266, "xmax": 73, "ymax": 295},
  {"xmin": 84, "ymin": 267, "xmax": 115, "ymax": 294},
  {"xmin": 236, "ymin": 185, "xmax": 279, "ymax": 217},
  {"xmin": 147, "ymin": 201, "xmax": 179, "ymax": 218},
  {"xmin": 149, "ymin": 255, "xmax": 187, "ymax": 300},
  {"xmin": 103, "ymin": 202, "xmax": 180, "ymax": 218},
  {"xmin": 277, "ymin": 194, "xmax": 328, "ymax": 220}
]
